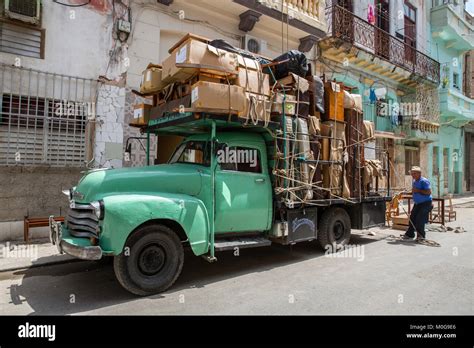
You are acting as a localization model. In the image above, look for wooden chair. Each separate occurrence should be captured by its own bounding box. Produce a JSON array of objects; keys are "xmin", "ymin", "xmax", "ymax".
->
[
  {"xmin": 386, "ymin": 192, "xmax": 402, "ymax": 226},
  {"xmin": 444, "ymin": 194, "xmax": 457, "ymax": 222},
  {"xmin": 24, "ymin": 216, "xmax": 65, "ymax": 243}
]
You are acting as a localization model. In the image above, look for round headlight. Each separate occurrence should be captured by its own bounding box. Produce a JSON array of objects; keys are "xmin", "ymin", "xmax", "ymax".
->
[
  {"xmin": 90, "ymin": 200, "xmax": 105, "ymax": 220},
  {"xmin": 62, "ymin": 188, "xmax": 72, "ymax": 200}
]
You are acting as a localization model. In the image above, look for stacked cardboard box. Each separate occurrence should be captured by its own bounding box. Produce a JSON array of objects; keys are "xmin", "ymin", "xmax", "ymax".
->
[{"xmin": 135, "ymin": 33, "xmax": 272, "ymax": 125}]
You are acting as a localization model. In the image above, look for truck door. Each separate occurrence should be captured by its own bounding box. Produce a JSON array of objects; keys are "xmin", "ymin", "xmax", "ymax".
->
[{"xmin": 214, "ymin": 144, "xmax": 272, "ymax": 233}]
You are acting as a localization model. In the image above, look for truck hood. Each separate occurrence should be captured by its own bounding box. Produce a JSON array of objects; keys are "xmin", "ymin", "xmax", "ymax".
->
[{"xmin": 73, "ymin": 164, "xmax": 204, "ymax": 203}]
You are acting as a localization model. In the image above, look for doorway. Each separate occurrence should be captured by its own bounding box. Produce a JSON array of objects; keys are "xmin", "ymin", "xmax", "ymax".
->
[
  {"xmin": 403, "ymin": 1, "xmax": 417, "ymax": 66},
  {"xmin": 375, "ymin": 0, "xmax": 390, "ymax": 60}
]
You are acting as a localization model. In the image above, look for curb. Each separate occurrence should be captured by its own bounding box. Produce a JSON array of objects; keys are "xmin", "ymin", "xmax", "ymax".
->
[{"xmin": 0, "ymin": 258, "xmax": 87, "ymax": 273}]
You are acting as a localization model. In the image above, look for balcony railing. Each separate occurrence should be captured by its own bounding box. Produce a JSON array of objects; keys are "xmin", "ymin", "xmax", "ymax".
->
[
  {"xmin": 410, "ymin": 119, "xmax": 440, "ymax": 134},
  {"xmin": 284, "ymin": 0, "xmax": 322, "ymax": 20},
  {"xmin": 326, "ymin": 5, "xmax": 440, "ymax": 84}
]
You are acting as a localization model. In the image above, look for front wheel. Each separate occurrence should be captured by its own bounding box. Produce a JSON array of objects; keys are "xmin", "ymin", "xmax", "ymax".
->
[
  {"xmin": 113, "ymin": 224, "xmax": 184, "ymax": 296},
  {"xmin": 317, "ymin": 207, "xmax": 351, "ymax": 252}
]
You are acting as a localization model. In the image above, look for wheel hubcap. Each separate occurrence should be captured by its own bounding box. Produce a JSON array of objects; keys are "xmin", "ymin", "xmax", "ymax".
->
[
  {"xmin": 138, "ymin": 244, "xmax": 166, "ymax": 276},
  {"xmin": 333, "ymin": 221, "xmax": 345, "ymax": 241}
]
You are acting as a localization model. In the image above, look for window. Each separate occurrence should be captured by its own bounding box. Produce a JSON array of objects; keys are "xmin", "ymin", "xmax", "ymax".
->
[
  {"xmin": 169, "ymin": 141, "xmax": 210, "ymax": 166},
  {"xmin": 0, "ymin": 20, "xmax": 44, "ymax": 59},
  {"xmin": 0, "ymin": 64, "xmax": 97, "ymax": 167},
  {"xmin": 1, "ymin": 95, "xmax": 86, "ymax": 132},
  {"xmin": 443, "ymin": 148, "xmax": 449, "ymax": 189},
  {"xmin": 432, "ymin": 146, "xmax": 439, "ymax": 176},
  {"xmin": 453, "ymin": 72, "xmax": 460, "ymax": 89},
  {"xmin": 404, "ymin": 3, "xmax": 416, "ymax": 21},
  {"xmin": 218, "ymin": 145, "xmax": 262, "ymax": 173},
  {"xmin": 405, "ymin": 147, "xmax": 420, "ymax": 175},
  {"xmin": 1, "ymin": 94, "xmax": 89, "ymax": 166}
]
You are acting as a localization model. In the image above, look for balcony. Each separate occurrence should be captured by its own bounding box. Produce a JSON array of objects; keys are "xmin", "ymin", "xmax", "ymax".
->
[
  {"xmin": 397, "ymin": 119, "xmax": 440, "ymax": 143},
  {"xmin": 431, "ymin": 3, "xmax": 474, "ymax": 51},
  {"xmin": 320, "ymin": 5, "xmax": 440, "ymax": 86},
  {"xmin": 281, "ymin": 0, "xmax": 325, "ymax": 23},
  {"xmin": 439, "ymin": 88, "xmax": 474, "ymax": 121},
  {"xmin": 233, "ymin": 0, "xmax": 327, "ymax": 39}
]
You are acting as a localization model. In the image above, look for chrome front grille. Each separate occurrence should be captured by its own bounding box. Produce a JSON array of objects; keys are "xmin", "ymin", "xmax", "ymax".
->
[{"xmin": 67, "ymin": 204, "xmax": 99, "ymax": 238}]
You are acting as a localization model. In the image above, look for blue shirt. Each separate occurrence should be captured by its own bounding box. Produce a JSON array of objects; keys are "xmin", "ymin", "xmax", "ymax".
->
[{"xmin": 413, "ymin": 177, "xmax": 432, "ymax": 204}]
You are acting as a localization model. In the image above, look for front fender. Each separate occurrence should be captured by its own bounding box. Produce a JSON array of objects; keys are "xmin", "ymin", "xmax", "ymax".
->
[{"xmin": 99, "ymin": 193, "xmax": 210, "ymax": 256}]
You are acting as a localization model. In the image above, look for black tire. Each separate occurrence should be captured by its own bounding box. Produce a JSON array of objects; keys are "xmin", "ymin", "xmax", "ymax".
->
[
  {"xmin": 317, "ymin": 207, "xmax": 351, "ymax": 252},
  {"xmin": 113, "ymin": 224, "xmax": 184, "ymax": 296}
]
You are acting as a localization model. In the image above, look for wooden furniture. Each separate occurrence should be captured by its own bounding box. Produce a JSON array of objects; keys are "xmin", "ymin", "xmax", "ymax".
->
[
  {"xmin": 345, "ymin": 109, "xmax": 364, "ymax": 198},
  {"xmin": 403, "ymin": 195, "xmax": 445, "ymax": 225},
  {"xmin": 391, "ymin": 215, "xmax": 409, "ymax": 230},
  {"xmin": 24, "ymin": 216, "xmax": 65, "ymax": 243},
  {"xmin": 385, "ymin": 193, "xmax": 401, "ymax": 226},
  {"xmin": 388, "ymin": 194, "xmax": 447, "ymax": 229},
  {"xmin": 444, "ymin": 194, "xmax": 457, "ymax": 222},
  {"xmin": 323, "ymin": 81, "xmax": 344, "ymax": 122}
]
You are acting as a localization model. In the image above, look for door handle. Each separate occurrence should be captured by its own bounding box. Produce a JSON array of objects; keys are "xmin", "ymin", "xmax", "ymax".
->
[{"xmin": 255, "ymin": 178, "xmax": 265, "ymax": 183}]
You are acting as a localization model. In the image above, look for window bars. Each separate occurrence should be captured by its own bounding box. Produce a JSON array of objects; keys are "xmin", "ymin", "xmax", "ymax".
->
[{"xmin": 0, "ymin": 64, "xmax": 98, "ymax": 167}]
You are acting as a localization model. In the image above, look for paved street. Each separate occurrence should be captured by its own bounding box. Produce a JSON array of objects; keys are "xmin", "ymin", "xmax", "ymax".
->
[{"xmin": 0, "ymin": 203, "xmax": 472, "ymax": 315}]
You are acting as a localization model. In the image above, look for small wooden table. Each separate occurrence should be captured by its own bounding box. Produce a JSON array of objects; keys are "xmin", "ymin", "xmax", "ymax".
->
[
  {"xmin": 24, "ymin": 216, "xmax": 65, "ymax": 243},
  {"xmin": 402, "ymin": 195, "xmax": 445, "ymax": 225}
]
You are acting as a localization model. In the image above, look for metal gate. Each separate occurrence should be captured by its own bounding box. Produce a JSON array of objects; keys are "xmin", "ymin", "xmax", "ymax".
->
[{"xmin": 0, "ymin": 64, "xmax": 98, "ymax": 167}]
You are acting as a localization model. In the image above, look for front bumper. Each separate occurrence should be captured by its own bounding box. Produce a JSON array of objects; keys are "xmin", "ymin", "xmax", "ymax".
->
[{"xmin": 49, "ymin": 216, "xmax": 103, "ymax": 260}]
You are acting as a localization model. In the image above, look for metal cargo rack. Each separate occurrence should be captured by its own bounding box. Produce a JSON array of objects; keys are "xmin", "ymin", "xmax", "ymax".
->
[
  {"xmin": 131, "ymin": 111, "xmax": 391, "ymax": 208},
  {"xmin": 141, "ymin": 111, "xmax": 280, "ymax": 135}
]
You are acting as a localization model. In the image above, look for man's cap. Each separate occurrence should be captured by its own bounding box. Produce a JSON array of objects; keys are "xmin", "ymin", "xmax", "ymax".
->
[{"xmin": 410, "ymin": 166, "xmax": 421, "ymax": 173}]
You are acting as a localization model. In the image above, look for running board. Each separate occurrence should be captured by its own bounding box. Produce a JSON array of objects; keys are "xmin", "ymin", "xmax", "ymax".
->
[{"xmin": 214, "ymin": 237, "xmax": 271, "ymax": 252}]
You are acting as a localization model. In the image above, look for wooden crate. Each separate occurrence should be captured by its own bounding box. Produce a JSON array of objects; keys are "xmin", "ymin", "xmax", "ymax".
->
[
  {"xmin": 392, "ymin": 216, "xmax": 409, "ymax": 226},
  {"xmin": 344, "ymin": 109, "xmax": 364, "ymax": 198},
  {"xmin": 323, "ymin": 81, "xmax": 344, "ymax": 122}
]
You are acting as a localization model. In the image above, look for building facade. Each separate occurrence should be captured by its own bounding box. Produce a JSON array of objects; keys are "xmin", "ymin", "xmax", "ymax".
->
[
  {"xmin": 2, "ymin": 0, "xmax": 473, "ymax": 242},
  {"xmin": 0, "ymin": 0, "xmax": 129, "ymax": 240},
  {"xmin": 428, "ymin": 0, "xmax": 474, "ymax": 196}
]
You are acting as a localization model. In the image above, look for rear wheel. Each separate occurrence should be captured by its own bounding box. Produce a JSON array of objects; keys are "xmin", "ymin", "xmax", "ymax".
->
[
  {"xmin": 113, "ymin": 224, "xmax": 184, "ymax": 296},
  {"xmin": 317, "ymin": 207, "xmax": 351, "ymax": 252}
]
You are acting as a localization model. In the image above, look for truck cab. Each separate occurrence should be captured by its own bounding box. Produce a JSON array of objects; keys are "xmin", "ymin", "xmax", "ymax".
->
[{"xmin": 50, "ymin": 113, "xmax": 389, "ymax": 296}]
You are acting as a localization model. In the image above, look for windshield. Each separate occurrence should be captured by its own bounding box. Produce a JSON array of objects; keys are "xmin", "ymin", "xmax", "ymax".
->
[{"xmin": 169, "ymin": 141, "xmax": 210, "ymax": 166}]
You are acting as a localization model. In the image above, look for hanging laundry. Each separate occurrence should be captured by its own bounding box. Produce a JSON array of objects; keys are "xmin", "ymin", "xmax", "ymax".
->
[
  {"xmin": 367, "ymin": 4, "xmax": 376, "ymax": 25},
  {"xmin": 391, "ymin": 102, "xmax": 400, "ymax": 126},
  {"xmin": 398, "ymin": 110, "xmax": 404, "ymax": 126},
  {"xmin": 369, "ymin": 88, "xmax": 377, "ymax": 103}
]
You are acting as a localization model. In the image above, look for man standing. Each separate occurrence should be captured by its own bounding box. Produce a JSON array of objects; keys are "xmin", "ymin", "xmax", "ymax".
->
[{"xmin": 402, "ymin": 166, "xmax": 433, "ymax": 242}]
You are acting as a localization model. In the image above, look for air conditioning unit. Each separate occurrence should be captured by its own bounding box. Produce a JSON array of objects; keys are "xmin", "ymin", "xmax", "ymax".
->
[
  {"xmin": 4, "ymin": 0, "xmax": 41, "ymax": 25},
  {"xmin": 242, "ymin": 34, "xmax": 267, "ymax": 55}
]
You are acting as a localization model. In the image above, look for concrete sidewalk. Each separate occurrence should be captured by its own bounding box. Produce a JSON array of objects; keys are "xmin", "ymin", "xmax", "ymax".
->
[
  {"xmin": 0, "ymin": 238, "xmax": 79, "ymax": 272},
  {"xmin": 450, "ymin": 193, "xmax": 474, "ymax": 206}
]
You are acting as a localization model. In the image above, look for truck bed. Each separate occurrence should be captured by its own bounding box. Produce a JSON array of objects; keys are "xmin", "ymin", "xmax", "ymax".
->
[{"xmin": 143, "ymin": 112, "xmax": 280, "ymax": 136}]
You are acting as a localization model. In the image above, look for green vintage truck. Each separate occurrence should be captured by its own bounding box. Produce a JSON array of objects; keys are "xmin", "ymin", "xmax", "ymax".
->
[{"xmin": 50, "ymin": 112, "xmax": 390, "ymax": 296}]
